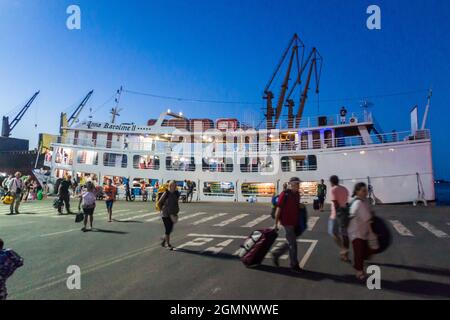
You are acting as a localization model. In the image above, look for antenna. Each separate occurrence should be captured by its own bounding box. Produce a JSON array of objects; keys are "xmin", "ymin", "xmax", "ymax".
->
[{"xmin": 111, "ymin": 86, "xmax": 123, "ymax": 123}]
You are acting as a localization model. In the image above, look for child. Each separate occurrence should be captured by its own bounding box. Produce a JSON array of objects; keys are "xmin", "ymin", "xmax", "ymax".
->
[{"xmin": 0, "ymin": 238, "xmax": 24, "ymax": 300}]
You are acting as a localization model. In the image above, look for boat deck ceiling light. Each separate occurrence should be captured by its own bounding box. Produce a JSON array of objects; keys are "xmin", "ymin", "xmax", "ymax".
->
[
  {"xmin": 167, "ymin": 109, "xmax": 171, "ymax": 113},
  {"xmin": 360, "ymin": 150, "xmax": 366, "ymax": 154},
  {"xmin": 389, "ymin": 148, "xmax": 395, "ymax": 152},
  {"xmin": 343, "ymin": 152, "xmax": 348, "ymax": 156}
]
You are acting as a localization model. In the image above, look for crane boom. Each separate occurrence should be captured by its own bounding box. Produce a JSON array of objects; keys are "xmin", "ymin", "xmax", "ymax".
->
[
  {"xmin": 1, "ymin": 91, "xmax": 40, "ymax": 137},
  {"xmin": 67, "ymin": 90, "xmax": 94, "ymax": 126}
]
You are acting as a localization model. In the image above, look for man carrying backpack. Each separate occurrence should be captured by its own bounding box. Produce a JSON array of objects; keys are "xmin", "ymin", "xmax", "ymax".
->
[
  {"xmin": 8, "ymin": 172, "xmax": 24, "ymax": 215},
  {"xmin": 272, "ymin": 177, "xmax": 303, "ymax": 272},
  {"xmin": 0, "ymin": 238, "xmax": 24, "ymax": 300}
]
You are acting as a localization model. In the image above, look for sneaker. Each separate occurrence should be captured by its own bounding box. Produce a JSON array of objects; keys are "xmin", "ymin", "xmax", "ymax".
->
[
  {"xmin": 160, "ymin": 238, "xmax": 166, "ymax": 247},
  {"xmin": 81, "ymin": 227, "xmax": 87, "ymax": 232},
  {"xmin": 167, "ymin": 244, "xmax": 174, "ymax": 251},
  {"xmin": 291, "ymin": 265, "xmax": 302, "ymax": 273}
]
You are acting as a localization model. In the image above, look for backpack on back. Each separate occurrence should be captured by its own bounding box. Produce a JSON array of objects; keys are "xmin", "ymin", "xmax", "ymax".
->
[
  {"xmin": 155, "ymin": 184, "xmax": 168, "ymax": 211},
  {"xmin": 82, "ymin": 192, "xmax": 96, "ymax": 209}
]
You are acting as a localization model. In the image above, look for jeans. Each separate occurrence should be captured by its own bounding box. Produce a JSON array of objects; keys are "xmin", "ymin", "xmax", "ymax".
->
[{"xmin": 272, "ymin": 225, "xmax": 299, "ymax": 267}]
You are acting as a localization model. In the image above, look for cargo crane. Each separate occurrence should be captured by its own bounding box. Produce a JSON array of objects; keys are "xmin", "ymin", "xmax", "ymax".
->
[
  {"xmin": 1, "ymin": 91, "xmax": 40, "ymax": 138},
  {"xmin": 263, "ymin": 34, "xmax": 323, "ymax": 129},
  {"xmin": 289, "ymin": 47, "xmax": 322, "ymax": 127},
  {"xmin": 65, "ymin": 90, "xmax": 94, "ymax": 127},
  {"xmin": 263, "ymin": 34, "xmax": 304, "ymax": 129},
  {"xmin": 59, "ymin": 90, "xmax": 94, "ymax": 136}
]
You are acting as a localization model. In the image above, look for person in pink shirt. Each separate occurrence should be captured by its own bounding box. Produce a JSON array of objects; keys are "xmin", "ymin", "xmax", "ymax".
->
[{"xmin": 328, "ymin": 175, "xmax": 350, "ymax": 262}]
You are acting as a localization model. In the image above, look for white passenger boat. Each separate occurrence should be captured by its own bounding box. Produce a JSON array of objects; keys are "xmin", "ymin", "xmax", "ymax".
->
[{"xmin": 43, "ymin": 34, "xmax": 435, "ymax": 204}]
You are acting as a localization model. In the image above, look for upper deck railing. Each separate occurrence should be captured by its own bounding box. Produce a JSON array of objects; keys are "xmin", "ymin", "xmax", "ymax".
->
[
  {"xmin": 255, "ymin": 111, "xmax": 372, "ymax": 130},
  {"xmin": 53, "ymin": 129, "xmax": 430, "ymax": 155}
]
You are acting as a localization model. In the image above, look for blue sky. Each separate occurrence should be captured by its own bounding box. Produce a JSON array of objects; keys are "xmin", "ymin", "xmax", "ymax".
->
[{"xmin": 0, "ymin": 0, "xmax": 449, "ymax": 178}]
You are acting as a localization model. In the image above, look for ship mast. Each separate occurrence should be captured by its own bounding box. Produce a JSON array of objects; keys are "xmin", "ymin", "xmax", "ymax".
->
[{"xmin": 110, "ymin": 86, "xmax": 123, "ymax": 124}]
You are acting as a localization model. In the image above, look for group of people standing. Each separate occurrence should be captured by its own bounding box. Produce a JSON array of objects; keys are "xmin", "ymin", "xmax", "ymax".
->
[
  {"xmin": 1, "ymin": 172, "xmax": 43, "ymax": 215},
  {"xmin": 272, "ymin": 175, "xmax": 379, "ymax": 280}
]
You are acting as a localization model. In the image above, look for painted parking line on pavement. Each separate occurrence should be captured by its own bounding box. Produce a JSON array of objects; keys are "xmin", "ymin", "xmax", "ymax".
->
[
  {"xmin": 307, "ymin": 217, "xmax": 320, "ymax": 231},
  {"xmin": 192, "ymin": 213, "xmax": 229, "ymax": 225},
  {"xmin": 39, "ymin": 228, "xmax": 80, "ymax": 237},
  {"xmin": 417, "ymin": 221, "xmax": 449, "ymax": 238},
  {"xmin": 203, "ymin": 239, "xmax": 234, "ymax": 254},
  {"xmin": 145, "ymin": 211, "xmax": 185, "ymax": 222},
  {"xmin": 389, "ymin": 220, "xmax": 414, "ymax": 236},
  {"xmin": 213, "ymin": 214, "xmax": 248, "ymax": 227},
  {"xmin": 184, "ymin": 233, "xmax": 318, "ymax": 268},
  {"xmin": 241, "ymin": 215, "xmax": 270, "ymax": 228},
  {"xmin": 120, "ymin": 211, "xmax": 159, "ymax": 221}
]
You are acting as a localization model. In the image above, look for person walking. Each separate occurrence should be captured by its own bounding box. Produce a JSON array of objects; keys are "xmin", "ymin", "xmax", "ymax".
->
[
  {"xmin": 328, "ymin": 175, "xmax": 350, "ymax": 262},
  {"xmin": 0, "ymin": 238, "xmax": 24, "ymax": 300},
  {"xmin": 340, "ymin": 106, "xmax": 347, "ymax": 124},
  {"xmin": 57, "ymin": 175, "xmax": 72, "ymax": 215},
  {"xmin": 7, "ymin": 172, "xmax": 24, "ymax": 215},
  {"xmin": 317, "ymin": 179, "xmax": 327, "ymax": 212},
  {"xmin": 157, "ymin": 180, "xmax": 180, "ymax": 250},
  {"xmin": 103, "ymin": 179, "xmax": 117, "ymax": 222},
  {"xmin": 186, "ymin": 180, "xmax": 195, "ymax": 203},
  {"xmin": 272, "ymin": 177, "xmax": 303, "ymax": 272},
  {"xmin": 125, "ymin": 178, "xmax": 132, "ymax": 201},
  {"xmin": 78, "ymin": 181, "xmax": 96, "ymax": 232},
  {"xmin": 348, "ymin": 182, "xmax": 377, "ymax": 280}
]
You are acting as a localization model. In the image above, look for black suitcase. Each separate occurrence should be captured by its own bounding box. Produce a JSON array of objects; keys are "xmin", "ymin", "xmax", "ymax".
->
[{"xmin": 313, "ymin": 198, "xmax": 320, "ymax": 210}]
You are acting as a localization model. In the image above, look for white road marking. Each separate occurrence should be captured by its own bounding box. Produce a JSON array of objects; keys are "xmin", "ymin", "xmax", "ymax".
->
[
  {"xmin": 178, "ymin": 212, "xmax": 208, "ymax": 221},
  {"xmin": 307, "ymin": 217, "xmax": 320, "ymax": 231},
  {"xmin": 39, "ymin": 229, "xmax": 79, "ymax": 237},
  {"xmin": 175, "ymin": 237, "xmax": 214, "ymax": 250},
  {"xmin": 213, "ymin": 214, "xmax": 248, "ymax": 227},
  {"xmin": 268, "ymin": 242, "xmax": 288, "ymax": 260},
  {"xmin": 192, "ymin": 213, "xmax": 228, "ymax": 225},
  {"xmin": 299, "ymin": 239, "xmax": 318, "ymax": 268},
  {"xmin": 203, "ymin": 239, "xmax": 234, "ymax": 254},
  {"xmin": 241, "ymin": 215, "xmax": 271, "ymax": 228},
  {"xmin": 389, "ymin": 220, "xmax": 414, "ymax": 236},
  {"xmin": 121, "ymin": 211, "xmax": 158, "ymax": 221},
  {"xmin": 417, "ymin": 221, "xmax": 449, "ymax": 238},
  {"xmin": 186, "ymin": 233, "xmax": 317, "ymax": 267},
  {"xmin": 146, "ymin": 211, "xmax": 185, "ymax": 222}
]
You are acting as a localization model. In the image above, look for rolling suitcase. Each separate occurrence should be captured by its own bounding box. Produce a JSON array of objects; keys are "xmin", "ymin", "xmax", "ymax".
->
[
  {"xmin": 238, "ymin": 228, "xmax": 278, "ymax": 267},
  {"xmin": 313, "ymin": 198, "xmax": 320, "ymax": 210}
]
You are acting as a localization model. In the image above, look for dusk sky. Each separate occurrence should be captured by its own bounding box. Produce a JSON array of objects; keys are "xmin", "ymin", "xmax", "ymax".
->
[{"xmin": 0, "ymin": 0, "xmax": 449, "ymax": 178}]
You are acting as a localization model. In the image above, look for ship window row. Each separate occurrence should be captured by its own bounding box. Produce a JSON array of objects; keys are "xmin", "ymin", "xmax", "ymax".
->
[{"xmin": 55, "ymin": 149, "xmax": 317, "ymax": 172}]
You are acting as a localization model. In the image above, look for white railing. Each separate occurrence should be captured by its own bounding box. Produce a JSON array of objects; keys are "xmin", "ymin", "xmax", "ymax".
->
[{"xmin": 54, "ymin": 129, "xmax": 430, "ymax": 155}]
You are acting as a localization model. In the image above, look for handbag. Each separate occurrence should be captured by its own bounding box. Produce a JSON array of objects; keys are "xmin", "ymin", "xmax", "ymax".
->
[{"xmin": 75, "ymin": 211, "xmax": 84, "ymax": 223}]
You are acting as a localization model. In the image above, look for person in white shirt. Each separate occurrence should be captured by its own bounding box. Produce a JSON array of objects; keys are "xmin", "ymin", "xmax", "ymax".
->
[
  {"xmin": 7, "ymin": 172, "xmax": 24, "ymax": 215},
  {"xmin": 348, "ymin": 182, "xmax": 376, "ymax": 280}
]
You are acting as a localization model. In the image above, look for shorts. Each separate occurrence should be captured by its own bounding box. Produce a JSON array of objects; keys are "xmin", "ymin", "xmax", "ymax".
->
[
  {"xmin": 328, "ymin": 218, "xmax": 348, "ymax": 237},
  {"xmin": 83, "ymin": 207, "xmax": 95, "ymax": 216},
  {"xmin": 318, "ymin": 196, "xmax": 325, "ymax": 204},
  {"xmin": 105, "ymin": 200, "xmax": 114, "ymax": 210}
]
